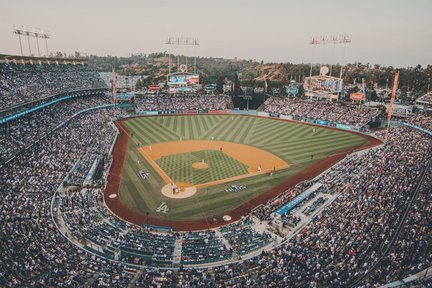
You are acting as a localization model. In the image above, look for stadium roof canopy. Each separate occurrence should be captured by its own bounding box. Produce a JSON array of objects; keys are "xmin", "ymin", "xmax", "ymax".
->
[
  {"xmin": 416, "ymin": 92, "xmax": 432, "ymax": 105},
  {"xmin": 0, "ymin": 54, "xmax": 86, "ymax": 65},
  {"xmin": 415, "ymin": 91, "xmax": 432, "ymax": 111}
]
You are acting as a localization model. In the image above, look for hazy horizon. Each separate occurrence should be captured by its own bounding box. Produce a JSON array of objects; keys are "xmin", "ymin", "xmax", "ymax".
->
[{"xmin": 1, "ymin": 0, "xmax": 431, "ymax": 68}]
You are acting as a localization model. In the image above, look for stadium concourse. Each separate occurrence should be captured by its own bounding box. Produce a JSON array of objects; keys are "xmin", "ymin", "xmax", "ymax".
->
[{"xmin": 0, "ymin": 60, "xmax": 431, "ymax": 287}]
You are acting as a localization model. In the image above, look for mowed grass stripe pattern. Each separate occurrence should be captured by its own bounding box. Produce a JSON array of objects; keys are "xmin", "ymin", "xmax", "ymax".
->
[
  {"xmin": 156, "ymin": 150, "xmax": 248, "ymax": 185},
  {"xmin": 119, "ymin": 115, "xmax": 370, "ymax": 221},
  {"xmin": 124, "ymin": 115, "xmax": 368, "ymax": 165}
]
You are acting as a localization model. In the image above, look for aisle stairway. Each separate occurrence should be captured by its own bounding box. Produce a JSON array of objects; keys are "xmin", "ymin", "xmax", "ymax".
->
[{"xmin": 172, "ymin": 235, "xmax": 183, "ymax": 265}]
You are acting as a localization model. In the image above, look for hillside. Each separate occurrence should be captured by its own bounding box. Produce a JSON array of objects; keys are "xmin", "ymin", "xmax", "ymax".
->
[{"xmin": 84, "ymin": 53, "xmax": 432, "ymax": 98}]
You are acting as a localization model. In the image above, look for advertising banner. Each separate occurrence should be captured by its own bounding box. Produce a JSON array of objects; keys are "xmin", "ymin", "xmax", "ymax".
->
[
  {"xmin": 187, "ymin": 75, "xmax": 199, "ymax": 84},
  {"xmin": 177, "ymin": 86, "xmax": 193, "ymax": 92},
  {"xmin": 205, "ymin": 84, "xmax": 217, "ymax": 92},
  {"xmin": 279, "ymin": 114, "xmax": 292, "ymax": 120},
  {"xmin": 208, "ymin": 109, "xmax": 231, "ymax": 114},
  {"xmin": 336, "ymin": 123, "xmax": 352, "ymax": 130},
  {"xmin": 350, "ymin": 93, "xmax": 365, "ymax": 101},
  {"xmin": 168, "ymin": 74, "xmax": 199, "ymax": 85},
  {"xmin": 168, "ymin": 75, "xmax": 187, "ymax": 85},
  {"xmin": 231, "ymin": 110, "xmax": 258, "ymax": 115},
  {"xmin": 315, "ymin": 119, "xmax": 329, "ymax": 126},
  {"xmin": 148, "ymin": 85, "xmax": 161, "ymax": 91},
  {"xmin": 254, "ymin": 87, "xmax": 265, "ymax": 93},
  {"xmin": 258, "ymin": 112, "xmax": 270, "ymax": 117}
]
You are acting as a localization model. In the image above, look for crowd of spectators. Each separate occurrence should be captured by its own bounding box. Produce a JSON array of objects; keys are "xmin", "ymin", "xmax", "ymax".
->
[
  {"xmin": 361, "ymin": 114, "xmax": 431, "ymax": 285},
  {"xmin": 135, "ymin": 94, "xmax": 232, "ymax": 111},
  {"xmin": 0, "ymin": 106, "xmax": 125, "ymax": 286},
  {"xmin": 263, "ymin": 96, "xmax": 380, "ymax": 127},
  {"xmin": 0, "ymin": 95, "xmax": 110, "ymax": 163},
  {"xmin": 252, "ymin": 181, "xmax": 312, "ymax": 221},
  {"xmin": 58, "ymin": 185, "xmax": 272, "ymax": 268},
  {"xmin": 66, "ymin": 124, "xmax": 117, "ymax": 187},
  {"xmin": 220, "ymin": 217, "xmax": 273, "ymax": 256},
  {"xmin": 0, "ymin": 63, "xmax": 107, "ymax": 110},
  {"xmin": 59, "ymin": 183, "xmax": 177, "ymax": 267},
  {"xmin": 365, "ymin": 164, "xmax": 432, "ymax": 285},
  {"xmin": 0, "ymin": 64, "xmax": 431, "ymax": 287},
  {"xmin": 210, "ymin": 122, "xmax": 431, "ymax": 287},
  {"xmin": 181, "ymin": 231, "xmax": 231, "ymax": 264},
  {"xmin": 409, "ymin": 113, "xmax": 432, "ymax": 131}
]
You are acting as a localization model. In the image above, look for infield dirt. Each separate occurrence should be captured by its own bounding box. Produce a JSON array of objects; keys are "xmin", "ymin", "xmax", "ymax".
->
[{"xmin": 139, "ymin": 140, "xmax": 289, "ymax": 190}]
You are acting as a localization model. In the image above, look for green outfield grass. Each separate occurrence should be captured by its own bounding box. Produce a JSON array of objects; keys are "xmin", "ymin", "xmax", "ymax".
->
[
  {"xmin": 118, "ymin": 115, "xmax": 369, "ymax": 221},
  {"xmin": 156, "ymin": 150, "xmax": 248, "ymax": 185}
]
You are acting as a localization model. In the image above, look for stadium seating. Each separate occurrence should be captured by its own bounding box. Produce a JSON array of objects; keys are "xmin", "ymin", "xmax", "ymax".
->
[
  {"xmin": 0, "ymin": 95, "xmax": 110, "ymax": 163},
  {"xmin": 263, "ymin": 96, "xmax": 380, "ymax": 127},
  {"xmin": 0, "ymin": 63, "xmax": 107, "ymax": 111},
  {"xmin": 219, "ymin": 217, "xmax": 273, "ymax": 255},
  {"xmin": 135, "ymin": 94, "xmax": 232, "ymax": 111},
  {"xmin": 181, "ymin": 231, "xmax": 231, "ymax": 264},
  {"xmin": 0, "ymin": 65, "xmax": 431, "ymax": 286}
]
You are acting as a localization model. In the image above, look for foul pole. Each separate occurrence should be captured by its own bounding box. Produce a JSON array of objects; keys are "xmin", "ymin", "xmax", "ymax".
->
[{"xmin": 386, "ymin": 71, "xmax": 399, "ymax": 140}]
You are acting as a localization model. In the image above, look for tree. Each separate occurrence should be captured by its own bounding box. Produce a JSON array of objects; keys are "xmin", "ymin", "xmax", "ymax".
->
[
  {"xmin": 140, "ymin": 75, "xmax": 152, "ymax": 87},
  {"xmin": 370, "ymin": 90, "xmax": 378, "ymax": 101},
  {"xmin": 297, "ymin": 85, "xmax": 305, "ymax": 97},
  {"xmin": 135, "ymin": 78, "xmax": 142, "ymax": 90},
  {"xmin": 233, "ymin": 73, "xmax": 242, "ymax": 96},
  {"xmin": 200, "ymin": 73, "xmax": 208, "ymax": 85},
  {"xmin": 216, "ymin": 76, "xmax": 224, "ymax": 93},
  {"xmin": 376, "ymin": 104, "xmax": 387, "ymax": 116}
]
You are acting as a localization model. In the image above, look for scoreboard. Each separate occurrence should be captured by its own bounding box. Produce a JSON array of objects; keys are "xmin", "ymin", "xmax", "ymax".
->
[
  {"xmin": 168, "ymin": 73, "xmax": 199, "ymax": 85},
  {"xmin": 304, "ymin": 75, "xmax": 343, "ymax": 94}
]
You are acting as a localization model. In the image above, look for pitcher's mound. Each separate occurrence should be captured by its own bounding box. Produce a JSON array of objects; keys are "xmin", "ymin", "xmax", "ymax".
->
[
  {"xmin": 161, "ymin": 183, "xmax": 197, "ymax": 199},
  {"xmin": 192, "ymin": 162, "xmax": 209, "ymax": 169}
]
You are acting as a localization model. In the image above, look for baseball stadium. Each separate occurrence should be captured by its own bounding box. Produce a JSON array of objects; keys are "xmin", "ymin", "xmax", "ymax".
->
[{"xmin": 1, "ymin": 1, "xmax": 432, "ymax": 287}]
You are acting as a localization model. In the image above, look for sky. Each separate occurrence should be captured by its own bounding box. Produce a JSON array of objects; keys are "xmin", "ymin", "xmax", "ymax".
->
[{"xmin": 1, "ymin": 0, "xmax": 431, "ymax": 67}]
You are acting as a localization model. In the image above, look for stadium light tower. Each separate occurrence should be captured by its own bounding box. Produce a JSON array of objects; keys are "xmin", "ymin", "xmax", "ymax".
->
[
  {"xmin": 309, "ymin": 34, "xmax": 352, "ymax": 45},
  {"xmin": 309, "ymin": 34, "xmax": 351, "ymax": 78},
  {"xmin": 165, "ymin": 37, "xmax": 200, "ymax": 74},
  {"xmin": 13, "ymin": 25, "xmax": 51, "ymax": 57}
]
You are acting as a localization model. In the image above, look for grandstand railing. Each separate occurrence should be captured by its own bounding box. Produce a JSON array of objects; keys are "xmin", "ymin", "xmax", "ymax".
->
[
  {"xmin": 0, "ymin": 95, "xmax": 72, "ymax": 124},
  {"xmin": 0, "ymin": 103, "xmax": 115, "ymax": 168},
  {"xmin": 0, "ymin": 87, "xmax": 108, "ymax": 115},
  {"xmin": 380, "ymin": 266, "xmax": 432, "ymax": 288}
]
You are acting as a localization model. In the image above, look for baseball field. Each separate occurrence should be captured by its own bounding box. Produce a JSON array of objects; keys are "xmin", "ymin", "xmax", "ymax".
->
[{"xmin": 105, "ymin": 114, "xmax": 376, "ymax": 228}]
